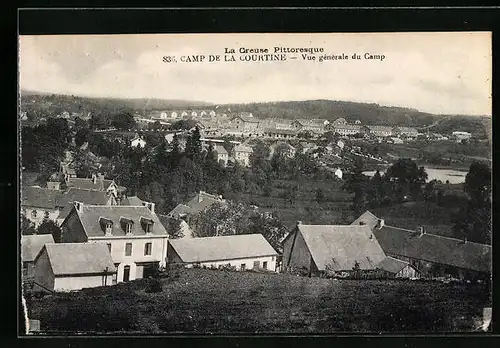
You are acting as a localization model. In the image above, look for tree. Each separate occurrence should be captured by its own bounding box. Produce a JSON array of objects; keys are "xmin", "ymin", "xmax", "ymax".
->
[
  {"xmin": 343, "ymin": 157, "xmax": 368, "ymax": 216},
  {"xmin": 384, "ymin": 158, "xmax": 427, "ymax": 202},
  {"xmin": 184, "ymin": 127, "xmax": 202, "ymax": 162},
  {"xmin": 464, "ymin": 161, "xmax": 491, "ymax": 205},
  {"xmin": 111, "ymin": 112, "xmax": 136, "ymax": 130},
  {"xmin": 21, "ymin": 214, "xmax": 36, "ymax": 235},
  {"xmin": 250, "ymin": 140, "xmax": 270, "ymax": 169},
  {"xmin": 315, "ymin": 187, "xmax": 325, "ymax": 204},
  {"xmin": 283, "ymin": 184, "xmax": 299, "ymax": 206},
  {"xmin": 37, "ymin": 220, "xmax": 62, "ymax": 242}
]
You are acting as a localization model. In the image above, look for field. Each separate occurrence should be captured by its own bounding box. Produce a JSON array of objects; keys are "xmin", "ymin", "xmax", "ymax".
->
[{"xmin": 26, "ymin": 268, "xmax": 491, "ymax": 334}]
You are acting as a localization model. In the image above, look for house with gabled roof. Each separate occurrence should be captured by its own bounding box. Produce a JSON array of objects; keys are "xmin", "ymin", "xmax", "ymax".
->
[
  {"xmin": 167, "ymin": 234, "xmax": 278, "ymax": 271},
  {"xmin": 21, "ymin": 187, "xmax": 68, "ymax": 228},
  {"xmin": 282, "ymin": 222, "xmax": 388, "ymax": 276},
  {"xmin": 65, "ymin": 173, "xmax": 123, "ymax": 198},
  {"xmin": 230, "ymin": 114, "xmax": 261, "ymax": 132},
  {"xmin": 33, "ymin": 243, "xmax": 117, "ymax": 292},
  {"xmin": 351, "ymin": 211, "xmax": 492, "ymax": 280},
  {"xmin": 60, "ymin": 202, "xmax": 169, "ymax": 283},
  {"xmin": 213, "ymin": 145, "xmax": 229, "ymax": 166}
]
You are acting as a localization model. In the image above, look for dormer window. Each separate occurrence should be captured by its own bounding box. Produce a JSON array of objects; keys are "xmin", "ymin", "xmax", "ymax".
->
[
  {"xmin": 140, "ymin": 217, "xmax": 154, "ymax": 234},
  {"xmin": 99, "ymin": 217, "xmax": 114, "ymax": 236},
  {"xmin": 120, "ymin": 217, "xmax": 134, "ymax": 235}
]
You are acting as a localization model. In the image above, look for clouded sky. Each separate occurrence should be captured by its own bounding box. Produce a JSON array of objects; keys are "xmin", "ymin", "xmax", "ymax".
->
[{"xmin": 19, "ymin": 32, "xmax": 491, "ymax": 115}]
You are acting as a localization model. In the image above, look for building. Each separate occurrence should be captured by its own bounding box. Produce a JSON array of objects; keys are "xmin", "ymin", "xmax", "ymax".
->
[
  {"xmin": 352, "ymin": 211, "xmax": 492, "ymax": 280},
  {"xmin": 368, "ymin": 125, "xmax": 393, "ymax": 138},
  {"xmin": 329, "ymin": 124, "xmax": 361, "ymax": 136},
  {"xmin": 292, "ymin": 120, "xmax": 325, "ymax": 133},
  {"xmin": 213, "ymin": 145, "xmax": 229, "ymax": 166},
  {"xmin": 230, "ymin": 114, "xmax": 261, "ymax": 132},
  {"xmin": 57, "ymin": 188, "xmax": 118, "ymax": 223},
  {"xmin": 282, "ymin": 222, "xmax": 387, "ymax": 276},
  {"xmin": 263, "ymin": 128, "xmax": 298, "ymax": 139},
  {"xmin": 393, "ymin": 126, "xmax": 419, "ymax": 138},
  {"xmin": 452, "ymin": 131, "xmax": 472, "ymax": 142},
  {"xmin": 65, "ymin": 174, "xmax": 121, "ymax": 198},
  {"xmin": 233, "ymin": 144, "xmax": 253, "ymax": 167},
  {"xmin": 60, "ymin": 202, "xmax": 169, "ymax": 283},
  {"xmin": 21, "ymin": 187, "xmax": 67, "ymax": 228},
  {"xmin": 167, "ymin": 234, "xmax": 278, "ymax": 271},
  {"xmin": 33, "ymin": 243, "xmax": 117, "ymax": 292},
  {"xmin": 270, "ymin": 142, "xmax": 296, "ymax": 159},
  {"xmin": 21, "ymin": 234, "xmax": 55, "ymax": 280},
  {"xmin": 332, "ymin": 118, "xmax": 348, "ymax": 125},
  {"xmin": 131, "ymin": 136, "xmax": 147, "ymax": 148}
]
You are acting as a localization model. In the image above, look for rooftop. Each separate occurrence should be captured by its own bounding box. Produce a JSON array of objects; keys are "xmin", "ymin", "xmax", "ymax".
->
[
  {"xmin": 293, "ymin": 224, "xmax": 387, "ymax": 271},
  {"xmin": 373, "ymin": 225, "xmax": 491, "ymax": 273},
  {"xmin": 69, "ymin": 204, "xmax": 168, "ymax": 238},
  {"xmin": 168, "ymin": 234, "xmax": 277, "ymax": 263},
  {"xmin": 21, "ymin": 234, "xmax": 55, "ymax": 263},
  {"xmin": 36, "ymin": 243, "xmax": 116, "ymax": 276}
]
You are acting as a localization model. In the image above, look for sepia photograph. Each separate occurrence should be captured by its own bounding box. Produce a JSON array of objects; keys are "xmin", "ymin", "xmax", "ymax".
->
[{"xmin": 19, "ymin": 31, "xmax": 492, "ymax": 334}]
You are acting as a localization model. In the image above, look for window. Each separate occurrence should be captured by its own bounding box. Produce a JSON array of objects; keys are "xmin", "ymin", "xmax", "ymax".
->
[
  {"xmin": 125, "ymin": 223, "xmax": 132, "ymax": 234},
  {"xmin": 31, "ymin": 210, "xmax": 37, "ymax": 218},
  {"xmin": 125, "ymin": 243, "xmax": 132, "ymax": 256},
  {"xmin": 253, "ymin": 261, "xmax": 260, "ymax": 269},
  {"xmin": 144, "ymin": 242, "xmax": 152, "ymax": 256},
  {"xmin": 262, "ymin": 261, "xmax": 268, "ymax": 270},
  {"xmin": 107, "ymin": 243, "xmax": 112, "ymax": 253},
  {"xmin": 105, "ymin": 223, "xmax": 113, "ymax": 235},
  {"xmin": 145, "ymin": 223, "xmax": 153, "ymax": 234},
  {"xmin": 240, "ymin": 264, "xmax": 246, "ymax": 271},
  {"xmin": 123, "ymin": 265, "xmax": 130, "ymax": 282}
]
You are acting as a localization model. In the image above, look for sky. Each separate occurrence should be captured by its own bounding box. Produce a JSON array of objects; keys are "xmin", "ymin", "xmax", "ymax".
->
[{"xmin": 19, "ymin": 32, "xmax": 492, "ymax": 116}]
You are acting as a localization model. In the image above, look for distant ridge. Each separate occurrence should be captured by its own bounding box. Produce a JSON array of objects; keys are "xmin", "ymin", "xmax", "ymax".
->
[{"xmin": 20, "ymin": 90, "xmax": 489, "ymax": 135}]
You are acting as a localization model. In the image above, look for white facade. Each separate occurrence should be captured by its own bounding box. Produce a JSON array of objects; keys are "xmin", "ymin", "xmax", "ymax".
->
[
  {"xmin": 182, "ymin": 255, "xmax": 277, "ymax": 272},
  {"xmin": 131, "ymin": 138, "xmax": 146, "ymax": 148},
  {"xmin": 160, "ymin": 112, "xmax": 168, "ymax": 119},
  {"xmin": 53, "ymin": 275, "xmax": 115, "ymax": 292},
  {"xmin": 23, "ymin": 206, "xmax": 61, "ymax": 228},
  {"xmin": 89, "ymin": 236, "xmax": 168, "ymax": 283}
]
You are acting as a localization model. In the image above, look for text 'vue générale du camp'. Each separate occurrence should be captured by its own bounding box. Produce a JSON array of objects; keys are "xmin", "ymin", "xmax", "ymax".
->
[{"xmin": 162, "ymin": 47, "xmax": 386, "ymax": 64}]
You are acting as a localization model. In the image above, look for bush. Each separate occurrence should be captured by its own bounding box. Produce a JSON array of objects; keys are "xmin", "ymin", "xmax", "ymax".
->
[{"xmin": 145, "ymin": 279, "xmax": 163, "ymax": 293}]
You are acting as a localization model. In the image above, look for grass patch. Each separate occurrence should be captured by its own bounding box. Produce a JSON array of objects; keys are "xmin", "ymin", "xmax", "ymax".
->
[{"xmin": 27, "ymin": 268, "xmax": 490, "ymax": 334}]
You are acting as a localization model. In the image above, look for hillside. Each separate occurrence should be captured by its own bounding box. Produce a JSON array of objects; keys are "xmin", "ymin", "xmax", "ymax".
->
[
  {"xmin": 20, "ymin": 90, "xmax": 213, "ymax": 118},
  {"xmin": 221, "ymin": 100, "xmax": 487, "ymax": 127},
  {"xmin": 20, "ymin": 91, "xmax": 489, "ymax": 134}
]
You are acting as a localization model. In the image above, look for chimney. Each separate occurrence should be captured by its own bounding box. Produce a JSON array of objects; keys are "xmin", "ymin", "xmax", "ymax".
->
[
  {"xmin": 376, "ymin": 219, "xmax": 385, "ymax": 229},
  {"xmin": 74, "ymin": 201, "xmax": 83, "ymax": 213},
  {"xmin": 297, "ymin": 221, "xmax": 302, "ymax": 227},
  {"xmin": 143, "ymin": 201, "xmax": 155, "ymax": 214},
  {"xmin": 464, "ymin": 237, "xmax": 468, "ymax": 244},
  {"xmin": 92, "ymin": 173, "xmax": 97, "ymax": 184}
]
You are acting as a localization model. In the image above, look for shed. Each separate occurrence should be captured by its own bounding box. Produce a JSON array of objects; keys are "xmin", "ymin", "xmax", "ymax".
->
[
  {"xmin": 33, "ymin": 243, "xmax": 117, "ymax": 292},
  {"xmin": 376, "ymin": 256, "xmax": 420, "ymax": 278},
  {"xmin": 21, "ymin": 234, "xmax": 55, "ymax": 279}
]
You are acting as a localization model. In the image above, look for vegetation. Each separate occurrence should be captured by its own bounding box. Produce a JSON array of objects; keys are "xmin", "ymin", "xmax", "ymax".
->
[{"xmin": 26, "ymin": 268, "xmax": 491, "ymax": 333}]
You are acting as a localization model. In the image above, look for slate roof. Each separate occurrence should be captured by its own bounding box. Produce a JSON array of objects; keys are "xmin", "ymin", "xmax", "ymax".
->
[
  {"xmin": 121, "ymin": 196, "xmax": 144, "ymax": 206},
  {"xmin": 21, "ymin": 187, "xmax": 67, "ymax": 210},
  {"xmin": 234, "ymin": 144, "xmax": 253, "ymax": 153},
  {"xmin": 168, "ymin": 234, "xmax": 278, "ymax": 263},
  {"xmin": 350, "ymin": 210, "xmax": 381, "ymax": 230},
  {"xmin": 21, "ymin": 234, "xmax": 55, "ymax": 263},
  {"xmin": 376, "ymin": 256, "xmax": 414, "ymax": 274},
  {"xmin": 373, "ymin": 225, "xmax": 491, "ymax": 273},
  {"xmin": 295, "ymin": 224, "xmax": 387, "ymax": 271},
  {"xmin": 36, "ymin": 243, "xmax": 116, "ymax": 276},
  {"xmin": 167, "ymin": 204, "xmax": 194, "ymax": 218},
  {"xmin": 213, "ymin": 145, "xmax": 228, "ymax": 155},
  {"xmin": 71, "ymin": 204, "xmax": 168, "ymax": 237},
  {"xmin": 66, "ymin": 177, "xmax": 114, "ymax": 191},
  {"xmin": 57, "ymin": 188, "xmax": 113, "ymax": 220}
]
